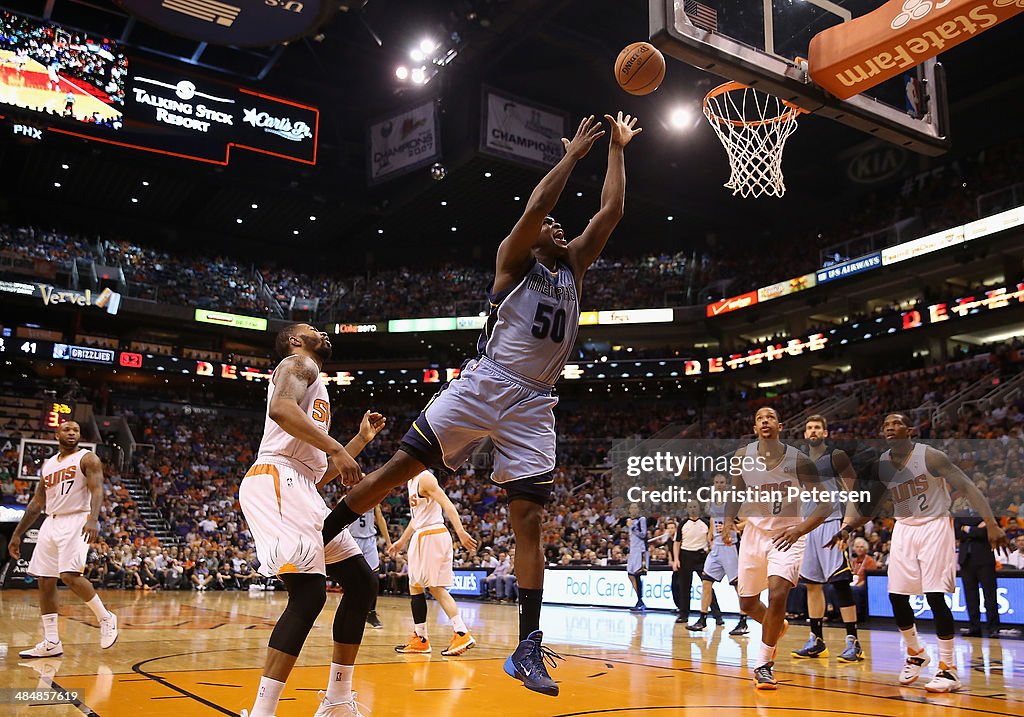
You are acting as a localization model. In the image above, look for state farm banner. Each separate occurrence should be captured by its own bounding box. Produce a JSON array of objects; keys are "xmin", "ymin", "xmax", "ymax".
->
[
  {"xmin": 480, "ymin": 87, "xmax": 569, "ymax": 168},
  {"xmin": 367, "ymin": 100, "xmax": 440, "ymax": 185}
]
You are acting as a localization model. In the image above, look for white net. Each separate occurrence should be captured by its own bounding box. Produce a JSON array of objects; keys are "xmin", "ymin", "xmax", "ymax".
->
[{"xmin": 703, "ymin": 82, "xmax": 803, "ymax": 198}]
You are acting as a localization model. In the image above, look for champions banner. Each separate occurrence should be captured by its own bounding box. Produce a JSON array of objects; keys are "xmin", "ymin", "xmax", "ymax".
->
[
  {"xmin": 367, "ymin": 100, "xmax": 440, "ymax": 185},
  {"xmin": 480, "ymin": 87, "xmax": 569, "ymax": 168}
]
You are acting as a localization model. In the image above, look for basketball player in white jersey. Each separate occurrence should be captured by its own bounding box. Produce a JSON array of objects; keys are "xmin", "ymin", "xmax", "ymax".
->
[
  {"xmin": 348, "ymin": 505, "xmax": 391, "ymax": 629},
  {"xmin": 389, "ymin": 470, "xmax": 478, "ymax": 656},
  {"xmin": 239, "ymin": 323, "xmax": 386, "ymax": 717},
  {"xmin": 10, "ymin": 421, "xmax": 118, "ymax": 657},
  {"xmin": 838, "ymin": 413, "xmax": 1008, "ymax": 693},
  {"xmin": 722, "ymin": 407, "xmax": 830, "ymax": 690}
]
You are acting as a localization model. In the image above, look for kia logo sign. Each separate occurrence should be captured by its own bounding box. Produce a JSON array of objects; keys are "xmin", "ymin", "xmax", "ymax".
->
[{"xmin": 117, "ymin": 0, "xmax": 338, "ymax": 47}]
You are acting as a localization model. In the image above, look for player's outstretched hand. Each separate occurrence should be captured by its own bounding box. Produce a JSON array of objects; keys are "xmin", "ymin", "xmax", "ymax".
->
[
  {"xmin": 562, "ymin": 115, "xmax": 605, "ymax": 160},
  {"xmin": 604, "ymin": 111, "xmax": 642, "ymax": 148},
  {"xmin": 330, "ymin": 447, "xmax": 362, "ymax": 487},
  {"xmin": 772, "ymin": 525, "xmax": 804, "ymax": 552},
  {"xmin": 359, "ymin": 411, "xmax": 386, "ymax": 443},
  {"xmin": 457, "ymin": 529, "xmax": 478, "ymax": 554},
  {"xmin": 987, "ymin": 522, "xmax": 1010, "ymax": 551},
  {"xmin": 82, "ymin": 518, "xmax": 99, "ymax": 544}
]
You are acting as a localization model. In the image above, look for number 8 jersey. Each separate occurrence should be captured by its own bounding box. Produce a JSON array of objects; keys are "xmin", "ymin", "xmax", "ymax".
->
[{"xmin": 477, "ymin": 260, "xmax": 580, "ymax": 385}]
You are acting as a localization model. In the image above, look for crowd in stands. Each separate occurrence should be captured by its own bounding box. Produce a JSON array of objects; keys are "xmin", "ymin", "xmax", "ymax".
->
[{"xmin": 2, "ymin": 138, "xmax": 1020, "ymax": 321}]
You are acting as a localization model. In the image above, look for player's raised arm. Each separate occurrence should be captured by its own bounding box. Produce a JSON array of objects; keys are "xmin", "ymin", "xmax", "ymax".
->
[
  {"xmin": 567, "ymin": 112, "xmax": 642, "ymax": 278},
  {"xmin": 268, "ymin": 355, "xmax": 360, "ymax": 485},
  {"xmin": 8, "ymin": 477, "xmax": 46, "ymax": 560},
  {"xmin": 81, "ymin": 451, "xmax": 105, "ymax": 544},
  {"xmin": 926, "ymin": 446, "xmax": 1009, "ymax": 550},
  {"xmin": 493, "ymin": 116, "xmax": 604, "ymax": 292},
  {"xmin": 419, "ymin": 472, "xmax": 477, "ymax": 554}
]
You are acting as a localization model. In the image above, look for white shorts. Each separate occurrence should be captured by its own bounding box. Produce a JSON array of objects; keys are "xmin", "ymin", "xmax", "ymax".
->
[
  {"xmin": 239, "ymin": 462, "xmax": 360, "ymax": 577},
  {"xmin": 28, "ymin": 512, "xmax": 90, "ymax": 578},
  {"xmin": 888, "ymin": 518, "xmax": 956, "ymax": 595},
  {"xmin": 737, "ymin": 521, "xmax": 806, "ymax": 597},
  {"xmin": 408, "ymin": 526, "xmax": 454, "ymax": 589}
]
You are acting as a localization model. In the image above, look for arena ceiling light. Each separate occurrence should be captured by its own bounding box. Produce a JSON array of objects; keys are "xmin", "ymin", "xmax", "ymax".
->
[
  {"xmin": 670, "ymin": 108, "xmax": 692, "ymax": 129},
  {"xmin": 395, "ymin": 66, "xmax": 409, "ymax": 80}
]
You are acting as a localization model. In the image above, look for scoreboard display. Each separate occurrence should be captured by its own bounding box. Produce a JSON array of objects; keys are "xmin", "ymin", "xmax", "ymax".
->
[
  {"xmin": 1, "ymin": 9, "xmax": 318, "ymax": 166},
  {"xmin": 43, "ymin": 401, "xmax": 74, "ymax": 429}
]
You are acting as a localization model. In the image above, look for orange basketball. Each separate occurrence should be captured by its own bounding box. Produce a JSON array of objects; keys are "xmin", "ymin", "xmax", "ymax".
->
[{"xmin": 615, "ymin": 42, "xmax": 666, "ymax": 96}]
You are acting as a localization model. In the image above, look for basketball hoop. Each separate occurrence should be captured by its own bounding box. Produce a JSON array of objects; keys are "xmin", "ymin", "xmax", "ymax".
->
[{"xmin": 702, "ymin": 82, "xmax": 805, "ymax": 198}]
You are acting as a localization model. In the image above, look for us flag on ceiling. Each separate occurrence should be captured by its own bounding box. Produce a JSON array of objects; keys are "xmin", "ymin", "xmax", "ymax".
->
[{"xmin": 684, "ymin": 1, "xmax": 719, "ymax": 33}]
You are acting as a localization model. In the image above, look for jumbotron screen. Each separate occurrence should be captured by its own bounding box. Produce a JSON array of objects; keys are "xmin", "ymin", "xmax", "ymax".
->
[{"xmin": 0, "ymin": 9, "xmax": 126, "ymax": 129}]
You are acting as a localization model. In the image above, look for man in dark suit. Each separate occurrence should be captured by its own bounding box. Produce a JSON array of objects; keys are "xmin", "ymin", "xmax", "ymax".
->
[{"xmin": 955, "ymin": 513, "xmax": 1000, "ymax": 637}]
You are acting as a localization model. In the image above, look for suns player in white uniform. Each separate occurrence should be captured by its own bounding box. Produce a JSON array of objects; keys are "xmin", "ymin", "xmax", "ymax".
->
[
  {"xmin": 10, "ymin": 421, "xmax": 118, "ymax": 657},
  {"xmin": 239, "ymin": 324, "xmax": 386, "ymax": 717},
  {"xmin": 348, "ymin": 505, "xmax": 392, "ymax": 629},
  {"xmin": 840, "ymin": 413, "xmax": 1008, "ymax": 693},
  {"xmin": 722, "ymin": 407, "xmax": 829, "ymax": 690},
  {"xmin": 389, "ymin": 470, "xmax": 478, "ymax": 657}
]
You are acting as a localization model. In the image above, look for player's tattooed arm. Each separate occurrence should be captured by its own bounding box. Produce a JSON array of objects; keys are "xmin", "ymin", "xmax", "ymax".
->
[
  {"xmin": 927, "ymin": 446, "xmax": 1009, "ymax": 550},
  {"xmin": 8, "ymin": 478, "xmax": 46, "ymax": 560},
  {"xmin": 270, "ymin": 355, "xmax": 361, "ymax": 486},
  {"xmin": 82, "ymin": 451, "xmax": 105, "ymax": 544}
]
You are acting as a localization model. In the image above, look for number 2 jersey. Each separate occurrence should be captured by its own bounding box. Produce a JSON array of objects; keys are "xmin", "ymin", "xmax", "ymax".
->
[
  {"xmin": 477, "ymin": 259, "xmax": 580, "ymax": 385},
  {"xmin": 878, "ymin": 442, "xmax": 951, "ymax": 525},
  {"xmin": 41, "ymin": 448, "xmax": 91, "ymax": 515},
  {"xmin": 256, "ymin": 354, "xmax": 331, "ymax": 480}
]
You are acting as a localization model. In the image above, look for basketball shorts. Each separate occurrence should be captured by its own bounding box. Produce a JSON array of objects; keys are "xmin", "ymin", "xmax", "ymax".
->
[
  {"xmin": 737, "ymin": 521, "xmax": 806, "ymax": 597},
  {"xmin": 401, "ymin": 355, "xmax": 557, "ymax": 499},
  {"xmin": 800, "ymin": 519, "xmax": 852, "ymax": 584},
  {"xmin": 353, "ymin": 535, "xmax": 379, "ymax": 571},
  {"xmin": 888, "ymin": 518, "xmax": 956, "ymax": 595},
  {"xmin": 702, "ymin": 542, "xmax": 739, "ymax": 583},
  {"xmin": 408, "ymin": 526, "xmax": 454, "ymax": 589},
  {"xmin": 627, "ymin": 549, "xmax": 649, "ymax": 576},
  {"xmin": 28, "ymin": 512, "xmax": 90, "ymax": 577},
  {"xmin": 240, "ymin": 461, "xmax": 360, "ymax": 577}
]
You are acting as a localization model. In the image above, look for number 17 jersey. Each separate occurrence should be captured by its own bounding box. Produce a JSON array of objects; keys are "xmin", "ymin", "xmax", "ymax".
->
[{"xmin": 477, "ymin": 259, "xmax": 580, "ymax": 385}]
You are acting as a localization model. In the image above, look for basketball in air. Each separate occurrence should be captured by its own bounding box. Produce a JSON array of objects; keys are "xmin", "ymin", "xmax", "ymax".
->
[{"xmin": 615, "ymin": 42, "xmax": 666, "ymax": 96}]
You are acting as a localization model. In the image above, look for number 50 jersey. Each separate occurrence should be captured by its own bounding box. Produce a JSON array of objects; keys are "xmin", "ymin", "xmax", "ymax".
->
[{"xmin": 478, "ymin": 260, "xmax": 580, "ymax": 386}]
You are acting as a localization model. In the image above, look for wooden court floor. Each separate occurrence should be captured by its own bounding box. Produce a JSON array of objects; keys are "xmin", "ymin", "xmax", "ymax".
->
[{"xmin": 1, "ymin": 590, "xmax": 1021, "ymax": 716}]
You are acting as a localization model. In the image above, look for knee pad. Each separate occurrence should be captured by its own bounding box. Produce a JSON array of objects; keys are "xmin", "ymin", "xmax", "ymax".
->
[
  {"xmin": 833, "ymin": 580, "xmax": 855, "ymax": 609},
  {"xmin": 926, "ymin": 592, "xmax": 955, "ymax": 637},
  {"xmin": 269, "ymin": 574, "xmax": 326, "ymax": 656},
  {"xmin": 889, "ymin": 593, "xmax": 915, "ymax": 629},
  {"xmin": 327, "ymin": 561, "xmax": 376, "ymax": 614}
]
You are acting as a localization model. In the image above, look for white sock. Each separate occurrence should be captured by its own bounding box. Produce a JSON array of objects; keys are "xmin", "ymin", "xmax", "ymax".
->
[
  {"xmin": 325, "ymin": 663, "xmax": 353, "ymax": 704},
  {"xmin": 85, "ymin": 595, "xmax": 110, "ymax": 621},
  {"xmin": 414, "ymin": 623, "xmax": 428, "ymax": 639},
  {"xmin": 900, "ymin": 626, "xmax": 923, "ymax": 653},
  {"xmin": 250, "ymin": 676, "xmax": 285, "ymax": 717},
  {"xmin": 451, "ymin": 613, "xmax": 468, "ymax": 635},
  {"xmin": 937, "ymin": 638, "xmax": 955, "ymax": 669},
  {"xmin": 42, "ymin": 613, "xmax": 59, "ymax": 644},
  {"xmin": 757, "ymin": 641, "xmax": 775, "ymax": 668}
]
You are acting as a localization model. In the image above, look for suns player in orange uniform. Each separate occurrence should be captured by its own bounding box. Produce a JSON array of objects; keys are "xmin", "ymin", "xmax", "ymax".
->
[
  {"xmin": 390, "ymin": 470, "xmax": 478, "ymax": 657},
  {"xmin": 10, "ymin": 421, "xmax": 119, "ymax": 657}
]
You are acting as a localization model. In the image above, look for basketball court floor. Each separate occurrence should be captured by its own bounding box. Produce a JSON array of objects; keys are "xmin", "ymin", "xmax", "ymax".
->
[{"xmin": 2, "ymin": 590, "xmax": 1021, "ymax": 716}]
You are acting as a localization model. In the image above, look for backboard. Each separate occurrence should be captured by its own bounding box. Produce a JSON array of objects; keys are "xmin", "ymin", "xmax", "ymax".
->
[{"xmin": 649, "ymin": 0, "xmax": 950, "ymax": 155}]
